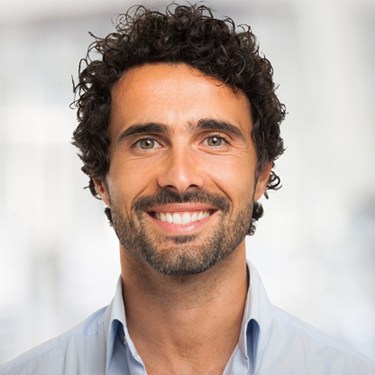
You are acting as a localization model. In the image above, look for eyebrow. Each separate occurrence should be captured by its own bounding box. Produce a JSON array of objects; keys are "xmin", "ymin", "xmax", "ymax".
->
[
  {"xmin": 195, "ymin": 119, "xmax": 246, "ymax": 140},
  {"xmin": 116, "ymin": 118, "xmax": 246, "ymax": 144},
  {"xmin": 116, "ymin": 122, "xmax": 169, "ymax": 144}
]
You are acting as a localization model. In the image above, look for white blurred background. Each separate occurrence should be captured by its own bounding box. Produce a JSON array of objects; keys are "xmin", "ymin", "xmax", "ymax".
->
[{"xmin": 0, "ymin": 0, "xmax": 374, "ymax": 364}]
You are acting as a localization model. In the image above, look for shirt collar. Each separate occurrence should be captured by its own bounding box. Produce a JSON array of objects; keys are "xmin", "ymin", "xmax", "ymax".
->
[
  {"xmin": 103, "ymin": 263, "xmax": 274, "ymax": 371},
  {"xmin": 102, "ymin": 277, "xmax": 140, "ymax": 373},
  {"xmin": 238, "ymin": 262, "xmax": 275, "ymax": 365}
]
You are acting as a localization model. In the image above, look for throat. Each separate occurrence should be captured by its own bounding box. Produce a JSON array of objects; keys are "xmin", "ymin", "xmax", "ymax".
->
[
  {"xmin": 121, "ymin": 248, "xmax": 248, "ymax": 374},
  {"xmin": 125, "ymin": 286, "xmax": 244, "ymax": 375}
]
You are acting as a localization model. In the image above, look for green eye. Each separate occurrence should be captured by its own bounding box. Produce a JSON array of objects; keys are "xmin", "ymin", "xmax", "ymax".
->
[
  {"xmin": 207, "ymin": 136, "xmax": 225, "ymax": 147},
  {"xmin": 138, "ymin": 138, "xmax": 156, "ymax": 149}
]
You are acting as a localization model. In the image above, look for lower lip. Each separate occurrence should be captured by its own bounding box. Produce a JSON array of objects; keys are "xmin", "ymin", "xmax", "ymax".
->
[{"xmin": 148, "ymin": 213, "xmax": 214, "ymax": 234}]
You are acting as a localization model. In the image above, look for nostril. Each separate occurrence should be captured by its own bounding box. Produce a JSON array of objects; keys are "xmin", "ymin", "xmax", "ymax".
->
[
  {"xmin": 158, "ymin": 183, "xmax": 202, "ymax": 193},
  {"xmin": 156, "ymin": 155, "xmax": 204, "ymax": 192}
]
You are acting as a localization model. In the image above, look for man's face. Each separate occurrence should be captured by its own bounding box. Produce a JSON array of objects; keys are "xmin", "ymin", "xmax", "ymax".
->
[{"xmin": 95, "ymin": 63, "xmax": 270, "ymax": 276}]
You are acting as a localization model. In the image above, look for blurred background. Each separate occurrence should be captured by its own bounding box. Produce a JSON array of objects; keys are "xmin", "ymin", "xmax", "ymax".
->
[{"xmin": 0, "ymin": 0, "xmax": 374, "ymax": 363}]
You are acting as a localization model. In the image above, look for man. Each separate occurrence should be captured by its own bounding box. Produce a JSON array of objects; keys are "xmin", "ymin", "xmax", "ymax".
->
[{"xmin": 1, "ymin": 3, "xmax": 373, "ymax": 375}]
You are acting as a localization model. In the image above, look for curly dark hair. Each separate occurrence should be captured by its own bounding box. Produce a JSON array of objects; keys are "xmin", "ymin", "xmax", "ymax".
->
[{"xmin": 72, "ymin": 3, "xmax": 286, "ymax": 235}]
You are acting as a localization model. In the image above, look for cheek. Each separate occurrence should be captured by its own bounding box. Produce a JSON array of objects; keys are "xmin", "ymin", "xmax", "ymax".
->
[
  {"xmin": 106, "ymin": 160, "xmax": 158, "ymax": 205},
  {"xmin": 206, "ymin": 157, "xmax": 256, "ymax": 199}
]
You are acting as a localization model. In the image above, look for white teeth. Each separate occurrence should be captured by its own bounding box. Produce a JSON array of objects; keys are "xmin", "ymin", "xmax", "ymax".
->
[
  {"xmin": 155, "ymin": 211, "xmax": 210, "ymax": 225},
  {"xmin": 166, "ymin": 212, "xmax": 173, "ymax": 224},
  {"xmin": 172, "ymin": 212, "xmax": 182, "ymax": 225},
  {"xmin": 182, "ymin": 213, "xmax": 191, "ymax": 225}
]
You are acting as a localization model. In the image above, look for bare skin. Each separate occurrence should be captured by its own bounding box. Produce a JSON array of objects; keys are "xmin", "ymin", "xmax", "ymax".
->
[
  {"xmin": 120, "ymin": 242, "xmax": 248, "ymax": 374},
  {"xmin": 94, "ymin": 63, "xmax": 271, "ymax": 374}
]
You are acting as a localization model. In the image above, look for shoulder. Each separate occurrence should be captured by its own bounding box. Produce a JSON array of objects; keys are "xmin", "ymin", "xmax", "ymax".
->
[
  {"xmin": 0, "ymin": 307, "xmax": 107, "ymax": 375},
  {"xmin": 259, "ymin": 306, "xmax": 375, "ymax": 374}
]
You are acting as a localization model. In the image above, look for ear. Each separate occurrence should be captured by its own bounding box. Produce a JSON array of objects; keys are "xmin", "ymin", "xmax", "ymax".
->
[
  {"xmin": 254, "ymin": 162, "xmax": 272, "ymax": 201},
  {"xmin": 92, "ymin": 177, "xmax": 111, "ymax": 207}
]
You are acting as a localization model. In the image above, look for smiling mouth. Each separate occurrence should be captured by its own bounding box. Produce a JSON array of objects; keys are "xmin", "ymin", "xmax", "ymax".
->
[{"xmin": 149, "ymin": 210, "xmax": 216, "ymax": 225}]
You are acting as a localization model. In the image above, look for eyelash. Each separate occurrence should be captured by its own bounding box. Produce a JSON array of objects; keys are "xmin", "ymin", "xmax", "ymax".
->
[
  {"xmin": 130, "ymin": 134, "xmax": 229, "ymax": 151},
  {"xmin": 204, "ymin": 135, "xmax": 228, "ymax": 147},
  {"xmin": 132, "ymin": 137, "xmax": 161, "ymax": 150}
]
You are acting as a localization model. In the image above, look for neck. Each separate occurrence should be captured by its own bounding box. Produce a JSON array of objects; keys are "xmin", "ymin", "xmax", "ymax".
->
[{"xmin": 120, "ymin": 244, "xmax": 248, "ymax": 374}]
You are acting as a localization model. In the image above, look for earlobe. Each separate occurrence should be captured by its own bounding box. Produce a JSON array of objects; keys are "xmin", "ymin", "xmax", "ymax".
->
[
  {"xmin": 93, "ymin": 177, "xmax": 111, "ymax": 206},
  {"xmin": 254, "ymin": 162, "xmax": 272, "ymax": 201}
]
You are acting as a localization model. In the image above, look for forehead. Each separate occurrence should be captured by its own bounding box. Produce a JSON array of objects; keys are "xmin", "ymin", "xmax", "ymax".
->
[{"xmin": 110, "ymin": 63, "xmax": 252, "ymax": 135}]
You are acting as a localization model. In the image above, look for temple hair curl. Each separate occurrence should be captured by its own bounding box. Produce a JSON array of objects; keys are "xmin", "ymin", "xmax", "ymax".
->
[{"xmin": 72, "ymin": 3, "xmax": 286, "ymax": 235}]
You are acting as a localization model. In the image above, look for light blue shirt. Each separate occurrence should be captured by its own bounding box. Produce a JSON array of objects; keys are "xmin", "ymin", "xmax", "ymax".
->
[{"xmin": 1, "ymin": 264, "xmax": 374, "ymax": 374}]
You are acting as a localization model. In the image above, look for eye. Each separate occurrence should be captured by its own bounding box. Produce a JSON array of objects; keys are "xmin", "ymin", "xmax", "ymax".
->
[
  {"xmin": 206, "ymin": 135, "xmax": 226, "ymax": 147},
  {"xmin": 135, "ymin": 138, "xmax": 160, "ymax": 150}
]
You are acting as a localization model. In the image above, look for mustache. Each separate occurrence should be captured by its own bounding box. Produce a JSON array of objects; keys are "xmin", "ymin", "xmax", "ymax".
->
[{"xmin": 133, "ymin": 188, "xmax": 230, "ymax": 213}]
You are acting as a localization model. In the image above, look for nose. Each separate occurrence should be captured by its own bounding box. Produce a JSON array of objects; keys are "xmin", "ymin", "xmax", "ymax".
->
[{"xmin": 157, "ymin": 146, "xmax": 204, "ymax": 193}]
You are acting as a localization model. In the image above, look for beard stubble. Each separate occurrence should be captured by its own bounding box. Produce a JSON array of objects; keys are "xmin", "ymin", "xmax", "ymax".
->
[{"xmin": 109, "ymin": 188, "xmax": 254, "ymax": 276}]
